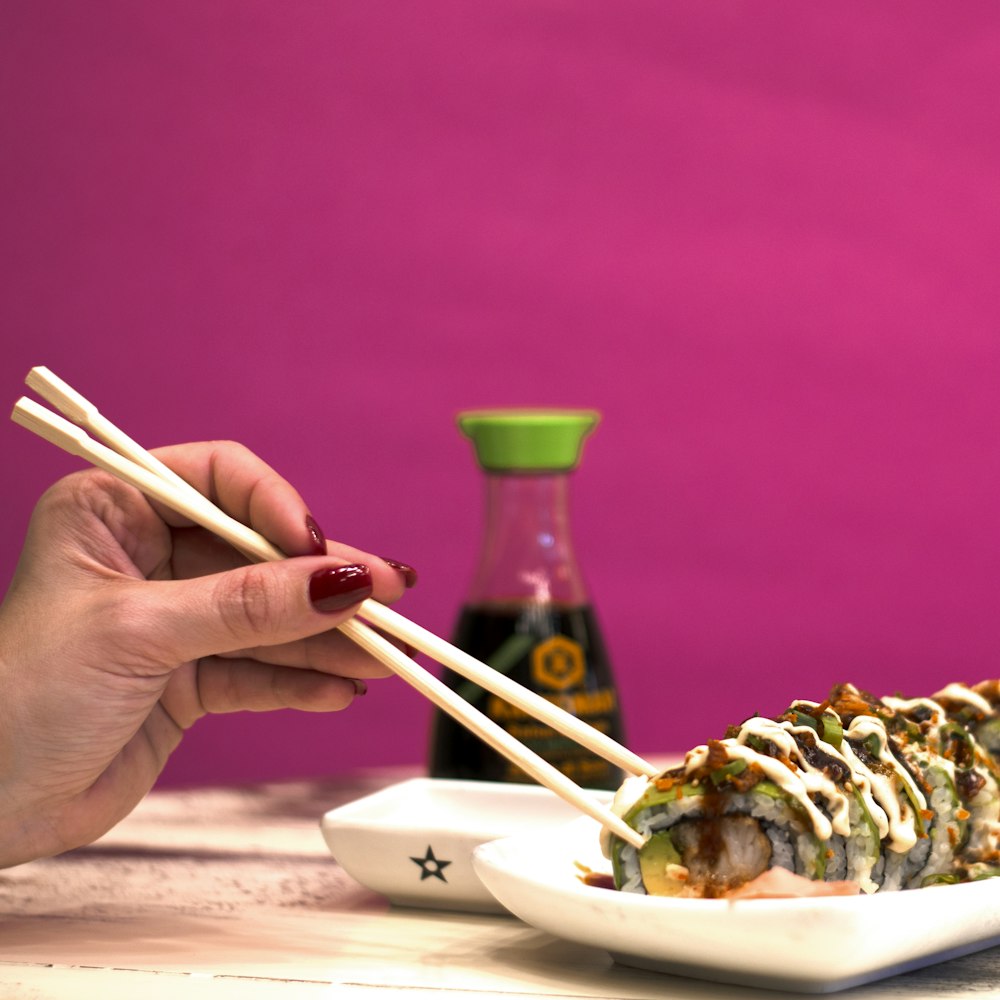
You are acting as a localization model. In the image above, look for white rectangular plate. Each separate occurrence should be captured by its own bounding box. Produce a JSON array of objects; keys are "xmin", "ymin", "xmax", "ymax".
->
[
  {"xmin": 320, "ymin": 778, "xmax": 611, "ymax": 913},
  {"xmin": 472, "ymin": 815, "xmax": 1000, "ymax": 993}
]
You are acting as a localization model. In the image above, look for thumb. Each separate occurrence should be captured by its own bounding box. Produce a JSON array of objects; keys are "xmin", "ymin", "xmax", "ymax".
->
[{"xmin": 129, "ymin": 560, "xmax": 374, "ymax": 666}]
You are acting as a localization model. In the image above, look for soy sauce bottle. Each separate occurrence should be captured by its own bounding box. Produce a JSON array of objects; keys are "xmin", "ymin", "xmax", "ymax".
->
[{"xmin": 428, "ymin": 409, "xmax": 625, "ymax": 790}]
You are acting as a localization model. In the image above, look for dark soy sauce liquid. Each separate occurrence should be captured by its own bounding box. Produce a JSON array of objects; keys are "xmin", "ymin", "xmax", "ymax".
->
[{"xmin": 428, "ymin": 602, "xmax": 625, "ymax": 790}]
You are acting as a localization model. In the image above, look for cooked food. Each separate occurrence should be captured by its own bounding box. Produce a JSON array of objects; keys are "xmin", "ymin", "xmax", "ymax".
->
[{"xmin": 604, "ymin": 681, "xmax": 1000, "ymax": 899}]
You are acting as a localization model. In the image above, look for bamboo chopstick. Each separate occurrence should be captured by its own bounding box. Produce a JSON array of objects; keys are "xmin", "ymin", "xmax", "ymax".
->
[{"xmin": 11, "ymin": 379, "xmax": 650, "ymax": 848}]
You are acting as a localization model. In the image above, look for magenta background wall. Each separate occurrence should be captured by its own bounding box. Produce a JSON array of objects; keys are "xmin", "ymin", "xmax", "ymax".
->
[{"xmin": 4, "ymin": 2, "xmax": 1000, "ymax": 787}]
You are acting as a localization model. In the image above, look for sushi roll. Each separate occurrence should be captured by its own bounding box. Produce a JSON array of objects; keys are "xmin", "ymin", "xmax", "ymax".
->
[{"xmin": 605, "ymin": 682, "xmax": 1000, "ymax": 898}]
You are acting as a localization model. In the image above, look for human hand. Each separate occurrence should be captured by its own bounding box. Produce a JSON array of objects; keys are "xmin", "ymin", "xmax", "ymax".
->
[{"xmin": 0, "ymin": 441, "xmax": 416, "ymax": 867}]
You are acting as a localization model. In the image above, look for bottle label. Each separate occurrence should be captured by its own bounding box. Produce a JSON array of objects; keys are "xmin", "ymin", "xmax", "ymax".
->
[{"xmin": 530, "ymin": 634, "xmax": 586, "ymax": 690}]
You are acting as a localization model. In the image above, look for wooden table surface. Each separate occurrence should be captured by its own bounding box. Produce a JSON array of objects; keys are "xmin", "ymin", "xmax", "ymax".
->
[{"xmin": 1, "ymin": 769, "xmax": 998, "ymax": 999}]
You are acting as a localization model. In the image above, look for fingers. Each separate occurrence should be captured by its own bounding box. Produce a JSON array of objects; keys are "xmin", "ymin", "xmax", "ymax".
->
[
  {"xmin": 155, "ymin": 657, "xmax": 373, "ymax": 731},
  {"xmin": 192, "ymin": 658, "xmax": 370, "ymax": 715}
]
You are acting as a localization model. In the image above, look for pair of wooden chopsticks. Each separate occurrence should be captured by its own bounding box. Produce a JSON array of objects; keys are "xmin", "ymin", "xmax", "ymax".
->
[{"xmin": 11, "ymin": 368, "xmax": 656, "ymax": 849}]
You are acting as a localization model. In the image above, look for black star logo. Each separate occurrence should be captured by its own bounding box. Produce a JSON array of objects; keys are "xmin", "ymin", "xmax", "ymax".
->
[{"xmin": 410, "ymin": 845, "xmax": 452, "ymax": 883}]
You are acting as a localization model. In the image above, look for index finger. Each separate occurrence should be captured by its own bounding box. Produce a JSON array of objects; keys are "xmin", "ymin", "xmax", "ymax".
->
[{"xmin": 149, "ymin": 440, "xmax": 324, "ymax": 558}]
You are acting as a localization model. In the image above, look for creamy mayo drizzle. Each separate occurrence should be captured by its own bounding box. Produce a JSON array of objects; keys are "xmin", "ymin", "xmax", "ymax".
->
[
  {"xmin": 779, "ymin": 701, "xmax": 913, "ymax": 849},
  {"xmin": 842, "ymin": 714, "xmax": 924, "ymax": 852},
  {"xmin": 882, "ymin": 695, "xmax": 943, "ymax": 718},
  {"xmin": 933, "ymin": 683, "xmax": 993, "ymax": 716}
]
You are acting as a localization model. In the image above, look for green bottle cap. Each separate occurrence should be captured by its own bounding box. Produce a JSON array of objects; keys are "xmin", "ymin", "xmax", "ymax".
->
[{"xmin": 457, "ymin": 409, "xmax": 601, "ymax": 472}]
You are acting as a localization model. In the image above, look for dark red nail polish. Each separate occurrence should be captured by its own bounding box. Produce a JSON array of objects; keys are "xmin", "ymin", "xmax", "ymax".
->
[
  {"xmin": 309, "ymin": 565, "xmax": 373, "ymax": 613},
  {"xmin": 384, "ymin": 558, "xmax": 418, "ymax": 588},
  {"xmin": 305, "ymin": 515, "xmax": 327, "ymax": 556},
  {"xmin": 352, "ymin": 678, "xmax": 368, "ymax": 696}
]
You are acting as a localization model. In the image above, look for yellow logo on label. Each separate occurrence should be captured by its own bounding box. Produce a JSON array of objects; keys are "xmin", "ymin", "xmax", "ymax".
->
[{"xmin": 531, "ymin": 634, "xmax": 585, "ymax": 691}]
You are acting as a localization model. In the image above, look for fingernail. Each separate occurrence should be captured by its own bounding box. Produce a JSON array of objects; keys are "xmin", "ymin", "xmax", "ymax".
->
[
  {"xmin": 309, "ymin": 565, "xmax": 373, "ymax": 613},
  {"xmin": 383, "ymin": 558, "xmax": 418, "ymax": 588},
  {"xmin": 352, "ymin": 678, "xmax": 368, "ymax": 697},
  {"xmin": 305, "ymin": 515, "xmax": 327, "ymax": 556}
]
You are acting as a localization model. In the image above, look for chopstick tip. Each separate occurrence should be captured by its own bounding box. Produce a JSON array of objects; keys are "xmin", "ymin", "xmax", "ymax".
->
[
  {"xmin": 23, "ymin": 366, "xmax": 94, "ymax": 422},
  {"xmin": 10, "ymin": 395, "xmax": 32, "ymax": 422},
  {"xmin": 24, "ymin": 365, "xmax": 49, "ymax": 388}
]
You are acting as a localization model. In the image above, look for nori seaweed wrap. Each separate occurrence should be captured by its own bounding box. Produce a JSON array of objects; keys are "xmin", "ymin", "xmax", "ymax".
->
[{"xmin": 606, "ymin": 681, "xmax": 1000, "ymax": 898}]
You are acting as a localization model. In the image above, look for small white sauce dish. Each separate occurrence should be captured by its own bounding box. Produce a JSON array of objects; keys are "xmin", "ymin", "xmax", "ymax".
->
[{"xmin": 320, "ymin": 777, "xmax": 611, "ymax": 913}]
